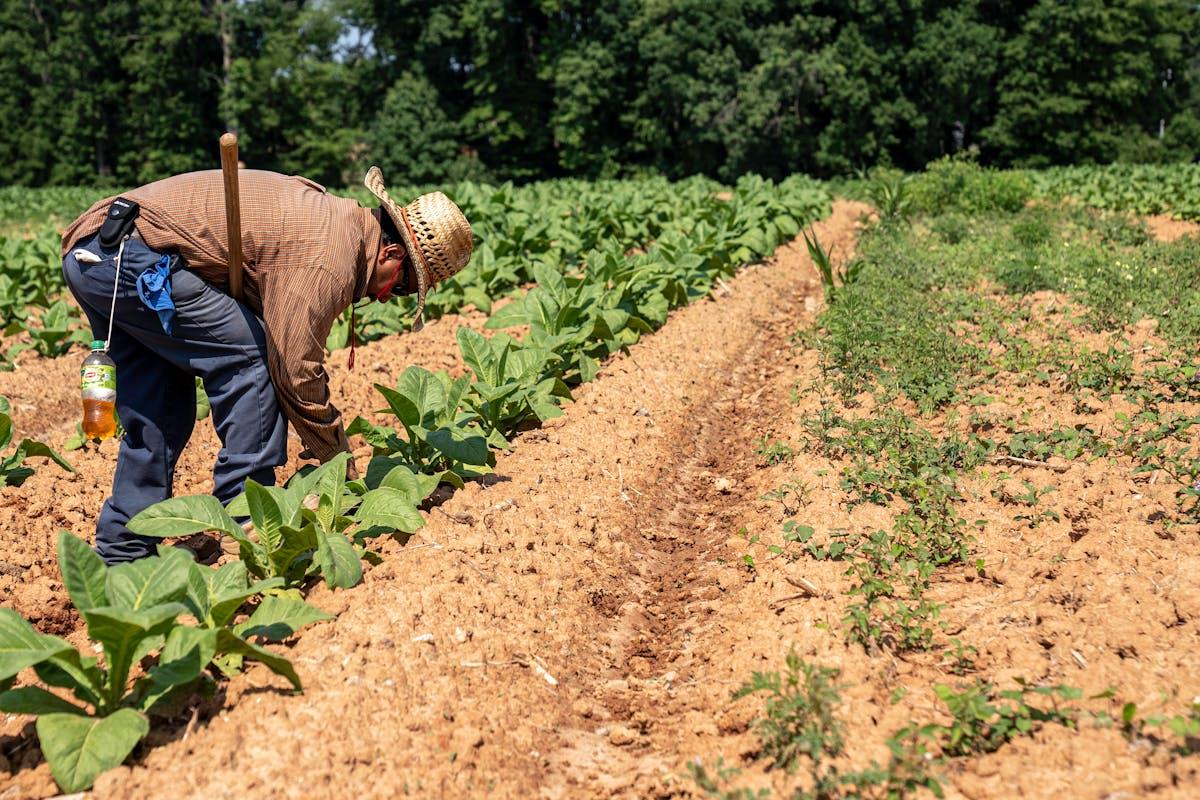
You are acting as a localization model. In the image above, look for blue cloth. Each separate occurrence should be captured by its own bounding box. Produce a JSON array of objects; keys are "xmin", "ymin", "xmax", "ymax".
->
[
  {"xmin": 135, "ymin": 254, "xmax": 176, "ymax": 334},
  {"xmin": 62, "ymin": 232, "xmax": 289, "ymax": 565}
]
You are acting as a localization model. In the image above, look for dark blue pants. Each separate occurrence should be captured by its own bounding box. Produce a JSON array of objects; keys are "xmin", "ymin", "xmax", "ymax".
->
[{"xmin": 63, "ymin": 232, "xmax": 288, "ymax": 564}]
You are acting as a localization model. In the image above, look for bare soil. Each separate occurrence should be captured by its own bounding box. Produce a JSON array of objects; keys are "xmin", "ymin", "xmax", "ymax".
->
[
  {"xmin": 2, "ymin": 201, "xmax": 1198, "ymax": 798},
  {"xmin": 1144, "ymin": 214, "xmax": 1200, "ymax": 242}
]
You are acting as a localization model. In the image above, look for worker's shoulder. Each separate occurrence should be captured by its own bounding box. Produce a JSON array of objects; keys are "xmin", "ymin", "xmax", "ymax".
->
[
  {"xmin": 240, "ymin": 170, "xmax": 327, "ymax": 193},
  {"xmin": 131, "ymin": 170, "xmax": 326, "ymax": 196}
]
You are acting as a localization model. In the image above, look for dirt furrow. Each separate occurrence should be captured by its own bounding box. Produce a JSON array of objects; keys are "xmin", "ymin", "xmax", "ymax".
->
[{"xmin": 0, "ymin": 201, "xmax": 864, "ymax": 800}]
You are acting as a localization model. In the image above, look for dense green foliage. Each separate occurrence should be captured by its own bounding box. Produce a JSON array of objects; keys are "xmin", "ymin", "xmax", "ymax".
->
[
  {"xmin": 0, "ymin": 173, "xmax": 828, "ymax": 369},
  {"xmin": 1, "ymin": 1, "xmax": 1196, "ymax": 187}
]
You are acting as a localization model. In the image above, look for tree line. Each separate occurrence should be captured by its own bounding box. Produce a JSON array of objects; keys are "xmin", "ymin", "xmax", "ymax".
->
[{"xmin": 1, "ymin": 0, "xmax": 1196, "ymax": 188}]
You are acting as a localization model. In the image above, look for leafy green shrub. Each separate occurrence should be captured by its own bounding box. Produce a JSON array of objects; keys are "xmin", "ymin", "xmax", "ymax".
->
[
  {"xmin": 934, "ymin": 680, "xmax": 1080, "ymax": 757},
  {"xmin": 994, "ymin": 254, "xmax": 1060, "ymax": 294},
  {"xmin": 734, "ymin": 651, "xmax": 844, "ymax": 775},
  {"xmin": 1010, "ymin": 215, "xmax": 1052, "ymax": 248},
  {"xmin": 910, "ymin": 157, "xmax": 1033, "ymax": 215},
  {"xmin": 29, "ymin": 300, "xmax": 89, "ymax": 357},
  {"xmin": 732, "ymin": 651, "xmax": 942, "ymax": 799}
]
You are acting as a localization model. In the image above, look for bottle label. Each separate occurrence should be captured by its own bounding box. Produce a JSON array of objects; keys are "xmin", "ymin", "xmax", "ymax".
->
[{"xmin": 81, "ymin": 364, "xmax": 116, "ymax": 392}]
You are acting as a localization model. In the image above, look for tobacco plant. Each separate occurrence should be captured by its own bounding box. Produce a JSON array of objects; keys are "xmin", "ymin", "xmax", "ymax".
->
[
  {"xmin": 347, "ymin": 366, "xmax": 493, "ymax": 480},
  {"xmin": 457, "ymin": 327, "xmax": 569, "ymax": 441},
  {"xmin": 0, "ymin": 533, "xmax": 315, "ymax": 792},
  {"xmin": 128, "ymin": 454, "xmax": 426, "ymax": 589}
]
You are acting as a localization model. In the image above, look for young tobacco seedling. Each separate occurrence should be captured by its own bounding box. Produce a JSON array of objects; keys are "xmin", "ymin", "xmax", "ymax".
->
[
  {"xmin": 347, "ymin": 365, "xmax": 493, "ymax": 480},
  {"xmin": 457, "ymin": 327, "xmax": 570, "ymax": 442},
  {"xmin": 0, "ymin": 533, "xmax": 310, "ymax": 793},
  {"xmin": 29, "ymin": 300, "xmax": 89, "ymax": 358},
  {"xmin": 129, "ymin": 454, "xmax": 425, "ymax": 590},
  {"xmin": 0, "ymin": 394, "xmax": 72, "ymax": 485}
]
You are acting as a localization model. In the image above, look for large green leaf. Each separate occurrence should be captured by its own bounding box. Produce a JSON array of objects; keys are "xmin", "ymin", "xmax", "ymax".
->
[
  {"xmin": 136, "ymin": 626, "xmax": 217, "ymax": 712},
  {"xmin": 104, "ymin": 548, "xmax": 191, "ymax": 610},
  {"xmin": 37, "ymin": 708, "xmax": 149, "ymax": 793},
  {"xmin": 378, "ymin": 465, "xmax": 439, "ymax": 505},
  {"xmin": 57, "ymin": 532, "xmax": 107, "ymax": 612},
  {"xmin": 0, "ymin": 685, "xmax": 85, "ymax": 715},
  {"xmin": 0, "ymin": 410, "xmax": 12, "ymax": 451},
  {"xmin": 127, "ymin": 495, "xmax": 242, "ymax": 539},
  {"xmin": 426, "ymin": 426, "xmax": 490, "ymax": 467},
  {"xmin": 354, "ymin": 487, "xmax": 425, "ymax": 533},
  {"xmin": 347, "ymin": 416, "xmax": 397, "ymax": 451},
  {"xmin": 313, "ymin": 530, "xmax": 362, "ymax": 590},
  {"xmin": 244, "ymin": 480, "xmax": 284, "ymax": 553},
  {"xmin": 17, "ymin": 440, "xmax": 73, "ymax": 472},
  {"xmin": 234, "ymin": 595, "xmax": 333, "ymax": 642},
  {"xmin": 33, "ymin": 648, "xmax": 104, "ymax": 709},
  {"xmin": 441, "ymin": 374, "xmax": 474, "ymax": 427},
  {"xmin": 483, "ymin": 296, "xmax": 530, "ymax": 329},
  {"xmin": 374, "ymin": 384, "xmax": 422, "ymax": 430},
  {"xmin": 397, "ymin": 366, "xmax": 446, "ymax": 423},
  {"xmin": 0, "ymin": 608, "xmax": 73, "ymax": 682},
  {"xmin": 185, "ymin": 560, "xmax": 284, "ymax": 628},
  {"xmin": 457, "ymin": 327, "xmax": 499, "ymax": 385}
]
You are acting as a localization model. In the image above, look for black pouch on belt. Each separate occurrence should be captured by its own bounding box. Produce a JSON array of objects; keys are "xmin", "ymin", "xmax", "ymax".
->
[{"xmin": 99, "ymin": 197, "xmax": 140, "ymax": 248}]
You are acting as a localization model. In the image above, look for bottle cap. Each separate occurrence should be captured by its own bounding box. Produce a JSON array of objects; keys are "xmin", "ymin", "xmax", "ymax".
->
[{"xmin": 90, "ymin": 340, "xmax": 106, "ymax": 351}]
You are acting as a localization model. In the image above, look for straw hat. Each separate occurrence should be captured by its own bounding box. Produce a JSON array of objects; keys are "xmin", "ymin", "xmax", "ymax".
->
[{"xmin": 364, "ymin": 166, "xmax": 473, "ymax": 330}]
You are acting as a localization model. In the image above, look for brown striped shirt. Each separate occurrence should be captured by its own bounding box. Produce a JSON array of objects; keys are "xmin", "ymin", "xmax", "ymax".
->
[{"xmin": 61, "ymin": 170, "xmax": 382, "ymax": 462}]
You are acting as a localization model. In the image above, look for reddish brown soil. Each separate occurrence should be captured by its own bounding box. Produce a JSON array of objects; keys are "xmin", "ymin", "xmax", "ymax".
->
[
  {"xmin": 1145, "ymin": 214, "xmax": 1200, "ymax": 242},
  {"xmin": 2, "ymin": 201, "xmax": 1198, "ymax": 798}
]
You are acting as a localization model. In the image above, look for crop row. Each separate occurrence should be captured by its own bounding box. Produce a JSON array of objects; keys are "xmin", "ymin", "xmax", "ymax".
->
[
  {"xmin": 1024, "ymin": 163, "xmax": 1200, "ymax": 221},
  {"xmin": 0, "ymin": 175, "xmax": 811, "ymax": 373},
  {"xmin": 0, "ymin": 174, "xmax": 829, "ymax": 792}
]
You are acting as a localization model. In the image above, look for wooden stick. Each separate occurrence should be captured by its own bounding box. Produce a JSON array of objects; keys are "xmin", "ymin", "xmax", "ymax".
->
[
  {"xmin": 219, "ymin": 132, "xmax": 245, "ymax": 303},
  {"xmin": 987, "ymin": 454, "xmax": 1070, "ymax": 473}
]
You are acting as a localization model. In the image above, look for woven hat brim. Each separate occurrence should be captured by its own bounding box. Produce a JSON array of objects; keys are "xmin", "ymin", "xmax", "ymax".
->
[{"xmin": 364, "ymin": 166, "xmax": 430, "ymax": 330}]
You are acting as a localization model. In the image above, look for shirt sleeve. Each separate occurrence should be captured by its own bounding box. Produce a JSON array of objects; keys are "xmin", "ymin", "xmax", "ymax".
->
[{"xmin": 259, "ymin": 268, "xmax": 353, "ymax": 462}]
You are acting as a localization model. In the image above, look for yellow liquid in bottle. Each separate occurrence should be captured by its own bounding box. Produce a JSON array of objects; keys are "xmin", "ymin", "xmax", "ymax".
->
[{"xmin": 82, "ymin": 398, "xmax": 117, "ymax": 440}]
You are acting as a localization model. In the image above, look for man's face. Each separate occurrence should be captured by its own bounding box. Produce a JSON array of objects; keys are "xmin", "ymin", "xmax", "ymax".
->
[{"xmin": 370, "ymin": 243, "xmax": 407, "ymax": 302}]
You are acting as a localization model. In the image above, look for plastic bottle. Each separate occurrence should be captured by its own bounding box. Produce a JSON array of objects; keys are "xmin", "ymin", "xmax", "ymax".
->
[{"xmin": 81, "ymin": 341, "xmax": 117, "ymax": 440}]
